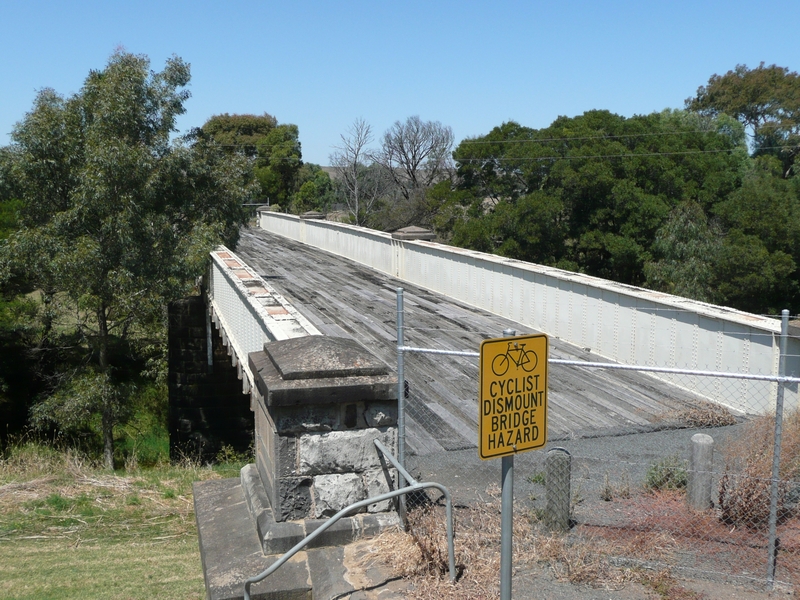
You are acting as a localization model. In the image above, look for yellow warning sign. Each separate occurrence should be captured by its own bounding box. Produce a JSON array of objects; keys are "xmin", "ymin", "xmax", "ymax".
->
[{"xmin": 479, "ymin": 334, "xmax": 548, "ymax": 460}]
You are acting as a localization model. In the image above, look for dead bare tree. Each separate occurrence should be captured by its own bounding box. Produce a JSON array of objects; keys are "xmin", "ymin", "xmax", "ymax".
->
[
  {"xmin": 373, "ymin": 116, "xmax": 455, "ymax": 228},
  {"xmin": 329, "ymin": 118, "xmax": 388, "ymax": 225},
  {"xmin": 376, "ymin": 116, "xmax": 455, "ymax": 199}
]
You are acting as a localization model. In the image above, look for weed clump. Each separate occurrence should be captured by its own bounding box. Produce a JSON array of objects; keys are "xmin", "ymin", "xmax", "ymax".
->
[
  {"xmin": 600, "ymin": 472, "xmax": 631, "ymax": 501},
  {"xmin": 675, "ymin": 401, "xmax": 737, "ymax": 428},
  {"xmin": 645, "ymin": 455, "xmax": 688, "ymax": 491},
  {"xmin": 718, "ymin": 410, "xmax": 800, "ymax": 528},
  {"xmin": 527, "ymin": 471, "xmax": 546, "ymax": 485}
]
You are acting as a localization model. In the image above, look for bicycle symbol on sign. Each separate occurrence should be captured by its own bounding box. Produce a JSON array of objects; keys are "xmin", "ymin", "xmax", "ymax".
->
[{"xmin": 491, "ymin": 341, "xmax": 538, "ymax": 376}]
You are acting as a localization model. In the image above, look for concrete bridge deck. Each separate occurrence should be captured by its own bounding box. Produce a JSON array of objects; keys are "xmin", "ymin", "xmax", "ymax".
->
[{"xmin": 236, "ymin": 227, "xmax": 707, "ymax": 457}]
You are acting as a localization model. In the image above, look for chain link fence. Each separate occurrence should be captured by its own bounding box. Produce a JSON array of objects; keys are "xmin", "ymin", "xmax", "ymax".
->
[{"xmin": 395, "ymin": 288, "xmax": 800, "ymax": 589}]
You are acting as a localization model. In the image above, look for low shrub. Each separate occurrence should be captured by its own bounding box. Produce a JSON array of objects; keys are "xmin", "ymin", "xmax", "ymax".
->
[
  {"xmin": 717, "ymin": 410, "xmax": 800, "ymax": 528},
  {"xmin": 645, "ymin": 455, "xmax": 688, "ymax": 491}
]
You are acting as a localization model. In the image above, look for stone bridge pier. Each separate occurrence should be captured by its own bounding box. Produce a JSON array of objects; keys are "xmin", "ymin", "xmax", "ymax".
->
[
  {"xmin": 171, "ymin": 246, "xmax": 408, "ymax": 598},
  {"xmin": 168, "ymin": 295, "xmax": 252, "ymax": 462},
  {"xmin": 243, "ymin": 334, "xmax": 400, "ymax": 541}
]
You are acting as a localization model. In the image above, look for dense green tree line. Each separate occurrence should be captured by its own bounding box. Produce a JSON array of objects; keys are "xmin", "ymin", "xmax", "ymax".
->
[
  {"xmin": 433, "ymin": 65, "xmax": 800, "ymax": 315},
  {"xmin": 0, "ymin": 52, "xmax": 255, "ymax": 465}
]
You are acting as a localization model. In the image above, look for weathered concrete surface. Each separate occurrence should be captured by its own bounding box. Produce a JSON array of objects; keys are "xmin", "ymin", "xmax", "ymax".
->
[
  {"xmin": 307, "ymin": 543, "xmax": 412, "ymax": 600},
  {"xmin": 240, "ymin": 464, "xmax": 402, "ymax": 555},
  {"xmin": 297, "ymin": 428, "xmax": 397, "ymax": 475},
  {"xmin": 687, "ymin": 432, "xmax": 715, "ymax": 511},
  {"xmin": 194, "ymin": 478, "xmax": 311, "ymax": 600},
  {"xmin": 390, "ymin": 225, "xmax": 435, "ymax": 241},
  {"xmin": 266, "ymin": 335, "xmax": 390, "ymax": 380},
  {"xmin": 248, "ymin": 335, "xmax": 398, "ymax": 522},
  {"xmin": 249, "ymin": 341, "xmax": 396, "ymax": 408},
  {"xmin": 195, "ymin": 477, "xmax": 409, "ymax": 599},
  {"xmin": 312, "ymin": 473, "xmax": 366, "ymax": 518},
  {"xmin": 363, "ymin": 467, "xmax": 397, "ymax": 513}
]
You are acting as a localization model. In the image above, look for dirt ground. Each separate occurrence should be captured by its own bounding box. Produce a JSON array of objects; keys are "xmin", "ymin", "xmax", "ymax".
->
[{"xmin": 375, "ymin": 422, "xmax": 800, "ymax": 599}]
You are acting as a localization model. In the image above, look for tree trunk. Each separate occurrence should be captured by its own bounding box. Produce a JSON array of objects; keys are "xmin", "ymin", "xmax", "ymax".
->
[
  {"xmin": 98, "ymin": 304, "xmax": 114, "ymax": 470},
  {"xmin": 37, "ymin": 288, "xmax": 56, "ymax": 350},
  {"xmin": 102, "ymin": 402, "xmax": 114, "ymax": 471}
]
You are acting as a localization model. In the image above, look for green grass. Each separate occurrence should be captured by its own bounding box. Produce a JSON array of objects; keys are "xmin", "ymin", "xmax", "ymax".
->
[
  {"xmin": 0, "ymin": 441, "xmax": 250, "ymax": 599},
  {"xmin": 645, "ymin": 455, "xmax": 688, "ymax": 491},
  {"xmin": 0, "ymin": 539, "xmax": 205, "ymax": 600},
  {"xmin": 526, "ymin": 471, "xmax": 546, "ymax": 485}
]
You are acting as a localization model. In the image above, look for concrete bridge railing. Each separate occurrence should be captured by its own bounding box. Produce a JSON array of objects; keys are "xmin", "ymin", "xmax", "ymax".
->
[
  {"xmin": 207, "ymin": 247, "xmax": 320, "ymax": 392},
  {"xmin": 258, "ymin": 210, "xmax": 800, "ymax": 415}
]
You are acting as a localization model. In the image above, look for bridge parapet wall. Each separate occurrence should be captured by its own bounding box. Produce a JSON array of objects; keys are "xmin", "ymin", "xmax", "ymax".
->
[
  {"xmin": 259, "ymin": 211, "xmax": 800, "ymax": 414},
  {"xmin": 207, "ymin": 247, "xmax": 320, "ymax": 393},
  {"xmin": 206, "ymin": 246, "xmax": 399, "ymax": 537}
]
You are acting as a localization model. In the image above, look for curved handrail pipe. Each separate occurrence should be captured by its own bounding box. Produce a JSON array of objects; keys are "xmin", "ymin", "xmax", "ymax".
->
[{"xmin": 243, "ymin": 445, "xmax": 456, "ymax": 599}]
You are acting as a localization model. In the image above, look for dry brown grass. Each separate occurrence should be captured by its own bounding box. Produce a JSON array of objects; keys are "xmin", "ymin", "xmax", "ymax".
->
[
  {"xmin": 368, "ymin": 488, "xmax": 651, "ymax": 599},
  {"xmin": 533, "ymin": 532, "xmax": 636, "ymax": 588},
  {"xmin": 718, "ymin": 409, "xmax": 800, "ymax": 529},
  {"xmin": 371, "ymin": 484, "xmax": 800, "ymax": 597},
  {"xmin": 583, "ymin": 488, "xmax": 800, "ymax": 588},
  {"xmin": 637, "ymin": 568, "xmax": 706, "ymax": 600},
  {"xmin": 0, "ymin": 443, "xmax": 87, "ymax": 483},
  {"xmin": 671, "ymin": 400, "xmax": 737, "ymax": 428}
]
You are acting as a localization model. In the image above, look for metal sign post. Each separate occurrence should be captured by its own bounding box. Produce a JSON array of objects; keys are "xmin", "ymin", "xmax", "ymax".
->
[
  {"xmin": 500, "ymin": 451, "xmax": 513, "ymax": 600},
  {"xmin": 480, "ymin": 330, "xmax": 549, "ymax": 600}
]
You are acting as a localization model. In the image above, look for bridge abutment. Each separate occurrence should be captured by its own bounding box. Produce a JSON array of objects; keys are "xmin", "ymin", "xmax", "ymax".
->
[
  {"xmin": 168, "ymin": 295, "xmax": 251, "ymax": 462},
  {"xmin": 244, "ymin": 335, "xmax": 398, "ymax": 534},
  {"xmin": 185, "ymin": 257, "xmax": 404, "ymax": 598}
]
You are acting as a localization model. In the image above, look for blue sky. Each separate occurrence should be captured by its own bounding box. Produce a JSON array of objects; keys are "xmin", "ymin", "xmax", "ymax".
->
[{"xmin": 2, "ymin": 1, "xmax": 799, "ymax": 165}]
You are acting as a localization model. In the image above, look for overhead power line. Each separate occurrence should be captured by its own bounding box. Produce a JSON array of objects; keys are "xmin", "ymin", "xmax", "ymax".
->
[
  {"xmin": 458, "ymin": 129, "xmax": 748, "ymax": 145},
  {"xmin": 454, "ymin": 144, "xmax": 795, "ymax": 163}
]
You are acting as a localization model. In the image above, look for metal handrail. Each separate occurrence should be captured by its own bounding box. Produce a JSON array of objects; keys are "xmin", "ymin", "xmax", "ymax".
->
[{"xmin": 243, "ymin": 442, "xmax": 456, "ymax": 599}]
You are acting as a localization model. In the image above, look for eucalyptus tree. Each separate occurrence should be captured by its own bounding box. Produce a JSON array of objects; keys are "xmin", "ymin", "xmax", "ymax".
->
[
  {"xmin": 201, "ymin": 112, "xmax": 278, "ymax": 157},
  {"xmin": 201, "ymin": 113, "xmax": 304, "ymax": 209},
  {"xmin": 3, "ymin": 51, "xmax": 255, "ymax": 468},
  {"xmin": 687, "ymin": 63, "xmax": 800, "ymax": 176},
  {"xmin": 254, "ymin": 123, "xmax": 302, "ymax": 207}
]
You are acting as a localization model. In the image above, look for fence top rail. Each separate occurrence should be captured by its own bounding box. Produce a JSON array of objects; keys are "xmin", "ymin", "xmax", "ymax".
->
[{"xmin": 397, "ymin": 345, "xmax": 800, "ymax": 384}]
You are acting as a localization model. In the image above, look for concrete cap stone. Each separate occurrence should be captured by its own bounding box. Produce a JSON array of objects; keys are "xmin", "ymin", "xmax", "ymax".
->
[
  {"xmin": 391, "ymin": 226, "xmax": 435, "ymax": 241},
  {"xmin": 249, "ymin": 337, "xmax": 397, "ymax": 407},
  {"xmin": 266, "ymin": 336, "xmax": 389, "ymax": 380}
]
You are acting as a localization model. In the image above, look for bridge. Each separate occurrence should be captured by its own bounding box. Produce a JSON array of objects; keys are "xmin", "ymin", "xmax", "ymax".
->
[
  {"xmin": 186, "ymin": 212, "xmax": 800, "ymax": 598},
  {"xmin": 192, "ymin": 211, "xmax": 800, "ymax": 459}
]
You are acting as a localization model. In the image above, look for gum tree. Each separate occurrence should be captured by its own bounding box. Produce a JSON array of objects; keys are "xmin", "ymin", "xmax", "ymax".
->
[
  {"xmin": 3, "ymin": 51, "xmax": 255, "ymax": 468},
  {"xmin": 687, "ymin": 63, "xmax": 800, "ymax": 176}
]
